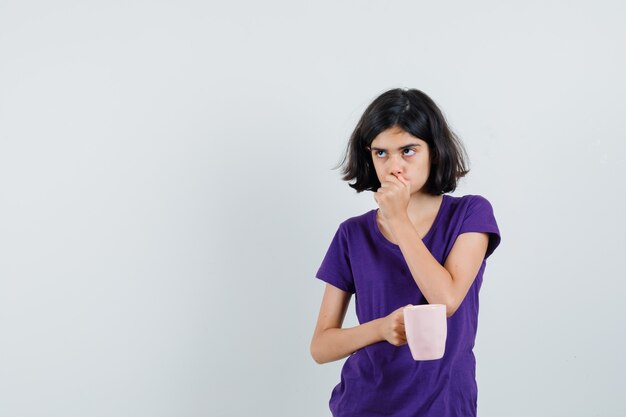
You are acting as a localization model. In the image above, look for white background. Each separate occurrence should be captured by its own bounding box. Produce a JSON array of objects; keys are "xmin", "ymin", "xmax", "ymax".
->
[{"xmin": 1, "ymin": 1, "xmax": 625, "ymax": 416}]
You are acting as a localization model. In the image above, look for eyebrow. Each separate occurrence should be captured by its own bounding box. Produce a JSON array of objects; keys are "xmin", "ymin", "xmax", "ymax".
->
[{"xmin": 370, "ymin": 143, "xmax": 422, "ymax": 151}]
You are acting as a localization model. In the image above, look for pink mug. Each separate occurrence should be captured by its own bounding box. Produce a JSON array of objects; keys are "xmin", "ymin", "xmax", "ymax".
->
[{"xmin": 403, "ymin": 304, "xmax": 447, "ymax": 361}]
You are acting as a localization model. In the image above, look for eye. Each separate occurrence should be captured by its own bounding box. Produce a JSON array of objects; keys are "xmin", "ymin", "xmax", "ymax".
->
[
  {"xmin": 403, "ymin": 148, "xmax": 416, "ymax": 156},
  {"xmin": 375, "ymin": 150, "xmax": 386, "ymax": 158}
]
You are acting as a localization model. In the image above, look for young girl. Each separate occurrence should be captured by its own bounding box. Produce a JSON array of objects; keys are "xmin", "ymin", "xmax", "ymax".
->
[{"xmin": 310, "ymin": 88, "xmax": 501, "ymax": 417}]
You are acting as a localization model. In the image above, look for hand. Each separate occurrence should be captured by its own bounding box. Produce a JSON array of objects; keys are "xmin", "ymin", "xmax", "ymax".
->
[
  {"xmin": 373, "ymin": 173, "xmax": 411, "ymax": 222},
  {"xmin": 379, "ymin": 304, "xmax": 412, "ymax": 346}
]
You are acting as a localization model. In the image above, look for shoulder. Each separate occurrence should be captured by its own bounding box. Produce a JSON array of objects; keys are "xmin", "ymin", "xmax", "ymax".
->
[
  {"xmin": 446, "ymin": 193, "xmax": 492, "ymax": 205},
  {"xmin": 446, "ymin": 193, "xmax": 495, "ymax": 214},
  {"xmin": 448, "ymin": 194, "xmax": 501, "ymax": 258},
  {"xmin": 319, "ymin": 210, "xmax": 376, "ymax": 260},
  {"xmin": 328, "ymin": 210, "xmax": 377, "ymax": 245},
  {"xmin": 337, "ymin": 209, "xmax": 375, "ymax": 233}
]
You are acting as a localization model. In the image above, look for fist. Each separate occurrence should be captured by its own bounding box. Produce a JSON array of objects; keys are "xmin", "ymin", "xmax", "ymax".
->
[
  {"xmin": 373, "ymin": 174, "xmax": 411, "ymax": 222},
  {"xmin": 379, "ymin": 304, "xmax": 412, "ymax": 346}
]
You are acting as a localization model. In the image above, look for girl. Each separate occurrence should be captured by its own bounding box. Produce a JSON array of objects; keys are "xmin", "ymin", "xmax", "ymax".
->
[{"xmin": 310, "ymin": 88, "xmax": 501, "ymax": 417}]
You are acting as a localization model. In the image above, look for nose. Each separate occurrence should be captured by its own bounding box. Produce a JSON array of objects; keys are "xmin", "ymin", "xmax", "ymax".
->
[{"xmin": 387, "ymin": 154, "xmax": 404, "ymax": 176}]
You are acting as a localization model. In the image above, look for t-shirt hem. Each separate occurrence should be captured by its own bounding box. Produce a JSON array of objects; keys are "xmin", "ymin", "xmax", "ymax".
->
[
  {"xmin": 458, "ymin": 226, "xmax": 501, "ymax": 260},
  {"xmin": 315, "ymin": 272, "xmax": 355, "ymax": 294}
]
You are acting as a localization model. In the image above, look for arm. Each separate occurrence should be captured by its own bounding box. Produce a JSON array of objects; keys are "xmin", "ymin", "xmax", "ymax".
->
[
  {"xmin": 389, "ymin": 214, "xmax": 489, "ymax": 318},
  {"xmin": 375, "ymin": 174, "xmax": 490, "ymax": 318},
  {"xmin": 310, "ymin": 283, "xmax": 411, "ymax": 364}
]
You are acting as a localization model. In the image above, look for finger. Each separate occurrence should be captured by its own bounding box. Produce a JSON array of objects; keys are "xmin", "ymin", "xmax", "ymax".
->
[
  {"xmin": 386, "ymin": 174, "xmax": 400, "ymax": 182},
  {"xmin": 394, "ymin": 174, "xmax": 410, "ymax": 191},
  {"xmin": 380, "ymin": 180, "xmax": 396, "ymax": 188},
  {"xmin": 377, "ymin": 188, "xmax": 394, "ymax": 197},
  {"xmin": 379, "ymin": 183, "xmax": 399, "ymax": 193},
  {"xmin": 395, "ymin": 174, "xmax": 408, "ymax": 186},
  {"xmin": 386, "ymin": 176, "xmax": 406, "ymax": 188}
]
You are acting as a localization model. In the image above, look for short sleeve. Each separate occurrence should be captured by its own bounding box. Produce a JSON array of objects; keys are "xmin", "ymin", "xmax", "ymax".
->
[
  {"xmin": 458, "ymin": 195, "xmax": 502, "ymax": 260},
  {"xmin": 315, "ymin": 223, "xmax": 355, "ymax": 294}
]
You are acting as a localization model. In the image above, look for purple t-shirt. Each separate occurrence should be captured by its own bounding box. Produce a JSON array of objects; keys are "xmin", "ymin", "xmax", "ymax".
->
[{"xmin": 315, "ymin": 194, "xmax": 501, "ymax": 417}]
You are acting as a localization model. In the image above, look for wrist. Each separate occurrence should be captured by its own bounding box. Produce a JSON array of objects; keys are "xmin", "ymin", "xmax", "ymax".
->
[{"xmin": 374, "ymin": 317, "xmax": 385, "ymax": 341}]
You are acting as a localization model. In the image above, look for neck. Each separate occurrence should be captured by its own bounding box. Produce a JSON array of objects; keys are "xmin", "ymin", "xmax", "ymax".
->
[
  {"xmin": 406, "ymin": 192, "xmax": 441, "ymax": 219},
  {"xmin": 376, "ymin": 191, "xmax": 444, "ymax": 240}
]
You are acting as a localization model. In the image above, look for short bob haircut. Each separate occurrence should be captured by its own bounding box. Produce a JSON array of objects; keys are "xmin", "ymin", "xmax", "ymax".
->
[{"xmin": 338, "ymin": 88, "xmax": 470, "ymax": 195}]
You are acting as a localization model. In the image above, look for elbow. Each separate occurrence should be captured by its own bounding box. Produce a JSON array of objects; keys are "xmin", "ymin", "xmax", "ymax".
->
[
  {"xmin": 310, "ymin": 349, "xmax": 327, "ymax": 365},
  {"xmin": 311, "ymin": 337, "xmax": 335, "ymax": 365},
  {"xmin": 310, "ymin": 349, "xmax": 322, "ymax": 365},
  {"xmin": 312, "ymin": 356, "xmax": 325, "ymax": 365},
  {"xmin": 445, "ymin": 300, "xmax": 460, "ymax": 318},
  {"xmin": 427, "ymin": 297, "xmax": 458, "ymax": 318},
  {"xmin": 310, "ymin": 340, "xmax": 324, "ymax": 365}
]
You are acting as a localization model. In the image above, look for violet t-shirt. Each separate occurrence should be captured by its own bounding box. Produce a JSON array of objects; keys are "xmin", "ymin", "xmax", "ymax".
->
[{"xmin": 315, "ymin": 194, "xmax": 501, "ymax": 417}]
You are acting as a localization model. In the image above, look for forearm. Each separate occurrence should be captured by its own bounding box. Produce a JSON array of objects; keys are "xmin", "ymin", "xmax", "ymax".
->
[
  {"xmin": 312, "ymin": 318, "xmax": 384, "ymax": 364},
  {"xmin": 389, "ymin": 215, "xmax": 454, "ymax": 311}
]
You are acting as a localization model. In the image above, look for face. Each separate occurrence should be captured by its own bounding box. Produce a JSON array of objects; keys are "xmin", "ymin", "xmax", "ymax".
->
[{"xmin": 368, "ymin": 126, "xmax": 431, "ymax": 195}]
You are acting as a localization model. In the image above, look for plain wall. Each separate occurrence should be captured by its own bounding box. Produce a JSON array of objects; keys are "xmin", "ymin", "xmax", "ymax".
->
[{"xmin": 1, "ymin": 1, "xmax": 625, "ymax": 416}]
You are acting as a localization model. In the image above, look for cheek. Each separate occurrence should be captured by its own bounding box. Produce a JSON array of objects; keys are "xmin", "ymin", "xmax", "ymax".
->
[
  {"xmin": 371, "ymin": 160, "xmax": 384, "ymax": 175},
  {"xmin": 413, "ymin": 159, "xmax": 431, "ymax": 177}
]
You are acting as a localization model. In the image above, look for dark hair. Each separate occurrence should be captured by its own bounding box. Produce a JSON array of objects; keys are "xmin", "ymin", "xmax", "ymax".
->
[{"xmin": 337, "ymin": 88, "xmax": 470, "ymax": 195}]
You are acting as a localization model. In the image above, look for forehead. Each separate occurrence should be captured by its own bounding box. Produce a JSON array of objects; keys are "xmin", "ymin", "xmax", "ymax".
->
[{"xmin": 370, "ymin": 126, "xmax": 427, "ymax": 147}]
